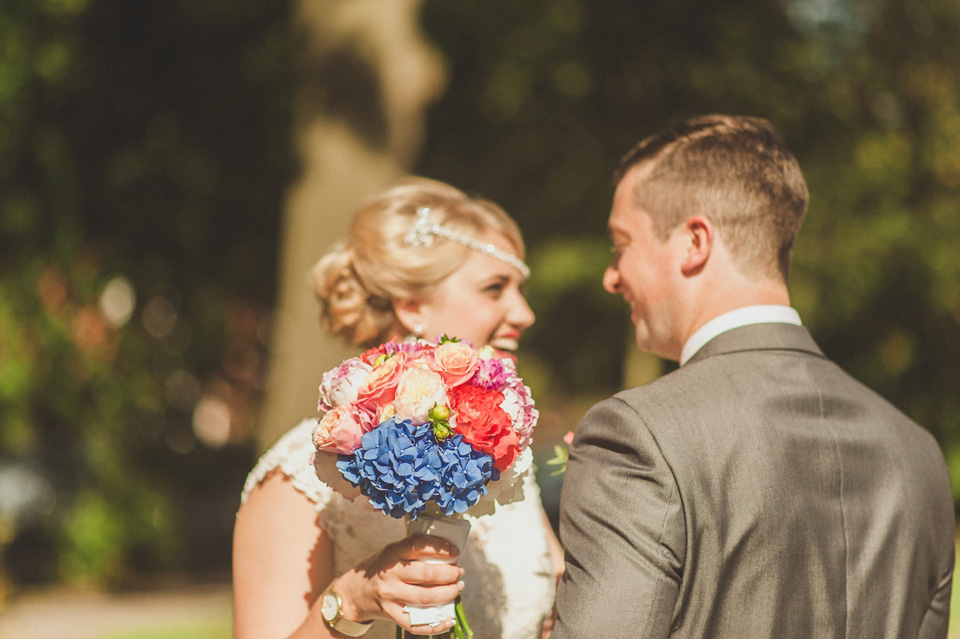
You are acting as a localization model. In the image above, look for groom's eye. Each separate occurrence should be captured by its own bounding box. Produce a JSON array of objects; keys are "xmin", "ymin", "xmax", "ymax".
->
[{"xmin": 610, "ymin": 245, "xmax": 624, "ymax": 268}]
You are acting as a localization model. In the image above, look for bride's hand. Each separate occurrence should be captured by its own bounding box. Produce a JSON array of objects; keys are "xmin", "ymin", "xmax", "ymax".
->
[{"xmin": 331, "ymin": 534, "xmax": 465, "ymax": 635}]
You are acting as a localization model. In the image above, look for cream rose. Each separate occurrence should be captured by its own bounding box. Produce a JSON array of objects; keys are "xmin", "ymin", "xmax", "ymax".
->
[{"xmin": 393, "ymin": 365, "xmax": 447, "ymax": 425}]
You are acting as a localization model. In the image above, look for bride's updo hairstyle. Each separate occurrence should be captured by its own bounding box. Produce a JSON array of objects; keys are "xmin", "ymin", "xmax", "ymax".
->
[{"xmin": 313, "ymin": 178, "xmax": 526, "ymax": 348}]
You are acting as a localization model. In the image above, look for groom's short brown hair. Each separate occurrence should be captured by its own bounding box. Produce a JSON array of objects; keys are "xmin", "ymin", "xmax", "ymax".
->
[{"xmin": 615, "ymin": 115, "xmax": 808, "ymax": 282}]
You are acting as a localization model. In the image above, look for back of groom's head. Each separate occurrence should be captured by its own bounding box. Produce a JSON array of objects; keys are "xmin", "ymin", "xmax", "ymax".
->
[{"xmin": 615, "ymin": 115, "xmax": 808, "ymax": 282}]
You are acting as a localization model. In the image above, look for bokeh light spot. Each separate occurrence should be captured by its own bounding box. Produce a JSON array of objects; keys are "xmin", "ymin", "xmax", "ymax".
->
[{"xmin": 99, "ymin": 276, "xmax": 136, "ymax": 328}]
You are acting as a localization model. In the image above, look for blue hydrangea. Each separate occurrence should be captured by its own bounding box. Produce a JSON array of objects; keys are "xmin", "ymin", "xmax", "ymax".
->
[{"xmin": 337, "ymin": 418, "xmax": 499, "ymax": 519}]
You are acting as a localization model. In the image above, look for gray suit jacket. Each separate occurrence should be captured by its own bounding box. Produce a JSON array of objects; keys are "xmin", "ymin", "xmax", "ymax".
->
[{"xmin": 553, "ymin": 323, "xmax": 954, "ymax": 638}]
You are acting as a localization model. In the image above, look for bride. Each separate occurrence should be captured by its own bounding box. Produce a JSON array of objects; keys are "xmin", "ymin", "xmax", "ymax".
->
[{"xmin": 232, "ymin": 178, "xmax": 563, "ymax": 639}]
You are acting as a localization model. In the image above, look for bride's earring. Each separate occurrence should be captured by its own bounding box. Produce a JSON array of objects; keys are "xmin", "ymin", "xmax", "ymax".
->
[{"xmin": 412, "ymin": 323, "xmax": 423, "ymax": 337}]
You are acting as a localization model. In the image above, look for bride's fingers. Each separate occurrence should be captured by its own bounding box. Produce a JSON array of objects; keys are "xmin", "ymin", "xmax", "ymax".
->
[
  {"xmin": 395, "ymin": 559, "xmax": 463, "ymax": 585},
  {"xmin": 382, "ymin": 578, "xmax": 464, "ymax": 607}
]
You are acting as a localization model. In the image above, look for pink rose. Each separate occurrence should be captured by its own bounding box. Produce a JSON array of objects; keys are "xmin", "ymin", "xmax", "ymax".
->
[
  {"xmin": 470, "ymin": 357, "xmax": 510, "ymax": 390},
  {"xmin": 318, "ymin": 357, "xmax": 373, "ymax": 411},
  {"xmin": 352, "ymin": 401, "xmax": 382, "ymax": 433},
  {"xmin": 313, "ymin": 406, "xmax": 365, "ymax": 453},
  {"xmin": 357, "ymin": 352, "xmax": 407, "ymax": 403},
  {"xmin": 429, "ymin": 341, "xmax": 480, "ymax": 386},
  {"xmin": 500, "ymin": 377, "xmax": 538, "ymax": 448},
  {"xmin": 393, "ymin": 366, "xmax": 447, "ymax": 425}
]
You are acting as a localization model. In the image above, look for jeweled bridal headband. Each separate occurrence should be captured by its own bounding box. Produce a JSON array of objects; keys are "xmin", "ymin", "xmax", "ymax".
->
[{"xmin": 403, "ymin": 207, "xmax": 531, "ymax": 278}]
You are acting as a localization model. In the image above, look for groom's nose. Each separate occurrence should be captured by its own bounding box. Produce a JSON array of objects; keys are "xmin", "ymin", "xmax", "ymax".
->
[{"xmin": 602, "ymin": 265, "xmax": 621, "ymax": 294}]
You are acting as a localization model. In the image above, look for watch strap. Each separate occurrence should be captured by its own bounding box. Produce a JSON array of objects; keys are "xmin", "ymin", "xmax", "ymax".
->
[{"xmin": 324, "ymin": 589, "xmax": 373, "ymax": 637}]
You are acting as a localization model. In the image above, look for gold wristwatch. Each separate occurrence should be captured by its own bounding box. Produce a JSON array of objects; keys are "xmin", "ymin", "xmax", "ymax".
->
[{"xmin": 320, "ymin": 588, "xmax": 373, "ymax": 637}]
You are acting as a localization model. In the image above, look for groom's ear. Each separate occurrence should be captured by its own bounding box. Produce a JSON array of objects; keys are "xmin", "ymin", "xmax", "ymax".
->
[{"xmin": 680, "ymin": 215, "xmax": 713, "ymax": 276}]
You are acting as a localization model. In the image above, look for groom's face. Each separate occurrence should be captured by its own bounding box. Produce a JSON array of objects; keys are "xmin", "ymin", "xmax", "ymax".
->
[{"xmin": 603, "ymin": 164, "xmax": 685, "ymax": 360}]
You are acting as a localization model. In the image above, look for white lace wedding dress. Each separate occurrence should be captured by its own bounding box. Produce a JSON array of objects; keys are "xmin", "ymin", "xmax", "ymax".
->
[{"xmin": 240, "ymin": 418, "xmax": 557, "ymax": 639}]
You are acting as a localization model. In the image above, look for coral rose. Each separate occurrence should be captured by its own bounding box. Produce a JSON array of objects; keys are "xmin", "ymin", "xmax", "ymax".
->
[
  {"xmin": 357, "ymin": 352, "xmax": 407, "ymax": 403},
  {"xmin": 448, "ymin": 384, "xmax": 519, "ymax": 471}
]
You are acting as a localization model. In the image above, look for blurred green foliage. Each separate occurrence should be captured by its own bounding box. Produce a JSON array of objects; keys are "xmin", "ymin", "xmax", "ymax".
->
[
  {"xmin": 1, "ymin": 0, "xmax": 958, "ymax": 588},
  {"xmin": 0, "ymin": 0, "xmax": 295, "ymax": 586}
]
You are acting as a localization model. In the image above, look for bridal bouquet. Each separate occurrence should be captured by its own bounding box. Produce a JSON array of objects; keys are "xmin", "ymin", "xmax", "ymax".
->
[{"xmin": 311, "ymin": 336, "xmax": 539, "ymax": 638}]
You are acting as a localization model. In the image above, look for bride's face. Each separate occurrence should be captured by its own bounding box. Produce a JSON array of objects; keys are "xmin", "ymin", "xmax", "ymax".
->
[{"xmin": 414, "ymin": 232, "xmax": 534, "ymax": 355}]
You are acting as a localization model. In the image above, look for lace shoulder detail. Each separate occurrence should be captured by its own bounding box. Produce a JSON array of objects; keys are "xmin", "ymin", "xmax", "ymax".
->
[{"xmin": 240, "ymin": 418, "xmax": 334, "ymax": 511}]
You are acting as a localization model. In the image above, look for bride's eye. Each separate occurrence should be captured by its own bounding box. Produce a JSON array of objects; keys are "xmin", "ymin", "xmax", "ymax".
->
[{"xmin": 483, "ymin": 280, "xmax": 506, "ymax": 298}]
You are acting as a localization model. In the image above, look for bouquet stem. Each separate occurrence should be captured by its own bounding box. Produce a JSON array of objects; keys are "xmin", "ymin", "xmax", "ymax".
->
[{"xmin": 453, "ymin": 595, "xmax": 473, "ymax": 639}]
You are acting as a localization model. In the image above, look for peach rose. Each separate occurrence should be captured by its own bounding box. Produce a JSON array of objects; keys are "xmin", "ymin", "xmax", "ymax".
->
[
  {"xmin": 313, "ymin": 406, "xmax": 364, "ymax": 454},
  {"xmin": 429, "ymin": 341, "xmax": 480, "ymax": 386}
]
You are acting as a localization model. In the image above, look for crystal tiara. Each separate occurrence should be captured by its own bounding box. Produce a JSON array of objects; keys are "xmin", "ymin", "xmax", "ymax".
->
[{"xmin": 402, "ymin": 207, "xmax": 530, "ymax": 278}]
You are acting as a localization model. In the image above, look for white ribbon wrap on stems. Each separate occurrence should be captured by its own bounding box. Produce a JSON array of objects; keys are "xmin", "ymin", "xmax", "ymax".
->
[{"xmin": 403, "ymin": 515, "xmax": 471, "ymax": 626}]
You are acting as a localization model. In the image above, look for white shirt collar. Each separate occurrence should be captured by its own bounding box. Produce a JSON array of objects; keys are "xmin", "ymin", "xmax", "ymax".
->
[{"xmin": 680, "ymin": 305, "xmax": 802, "ymax": 365}]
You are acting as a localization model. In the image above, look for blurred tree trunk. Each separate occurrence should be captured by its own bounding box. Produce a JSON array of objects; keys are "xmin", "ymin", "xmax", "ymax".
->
[{"xmin": 258, "ymin": 0, "xmax": 445, "ymax": 449}]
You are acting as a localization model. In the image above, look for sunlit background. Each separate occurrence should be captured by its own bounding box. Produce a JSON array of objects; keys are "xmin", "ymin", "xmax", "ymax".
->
[{"xmin": 0, "ymin": 0, "xmax": 957, "ymax": 637}]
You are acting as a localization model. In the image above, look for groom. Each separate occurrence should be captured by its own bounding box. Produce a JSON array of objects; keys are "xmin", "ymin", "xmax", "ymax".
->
[{"xmin": 552, "ymin": 115, "xmax": 955, "ymax": 638}]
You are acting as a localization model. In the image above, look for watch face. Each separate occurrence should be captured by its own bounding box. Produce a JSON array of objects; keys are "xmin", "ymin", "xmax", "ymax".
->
[{"xmin": 321, "ymin": 591, "xmax": 340, "ymax": 621}]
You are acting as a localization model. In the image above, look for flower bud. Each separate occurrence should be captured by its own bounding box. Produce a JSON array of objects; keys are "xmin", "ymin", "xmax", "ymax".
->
[
  {"xmin": 429, "ymin": 404, "xmax": 451, "ymax": 422},
  {"xmin": 432, "ymin": 421, "xmax": 452, "ymax": 441}
]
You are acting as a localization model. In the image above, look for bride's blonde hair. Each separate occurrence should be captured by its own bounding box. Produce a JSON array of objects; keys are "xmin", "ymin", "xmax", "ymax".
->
[{"xmin": 312, "ymin": 178, "xmax": 525, "ymax": 347}]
